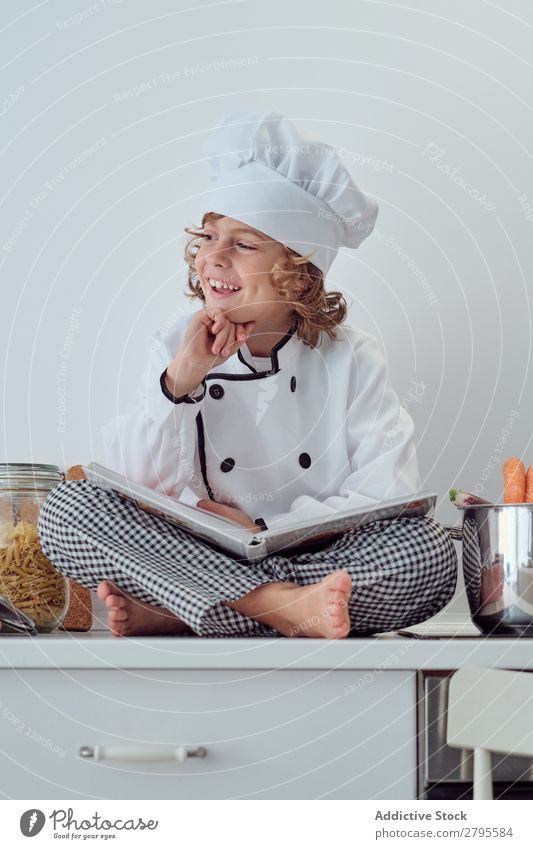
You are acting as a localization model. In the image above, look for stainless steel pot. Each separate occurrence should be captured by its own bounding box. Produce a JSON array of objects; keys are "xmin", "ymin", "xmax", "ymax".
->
[{"xmin": 445, "ymin": 504, "xmax": 533, "ymax": 636}]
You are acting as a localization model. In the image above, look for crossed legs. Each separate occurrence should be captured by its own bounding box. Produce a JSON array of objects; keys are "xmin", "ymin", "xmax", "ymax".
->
[
  {"xmin": 96, "ymin": 570, "xmax": 353, "ymax": 638},
  {"xmin": 38, "ymin": 480, "xmax": 457, "ymax": 639}
]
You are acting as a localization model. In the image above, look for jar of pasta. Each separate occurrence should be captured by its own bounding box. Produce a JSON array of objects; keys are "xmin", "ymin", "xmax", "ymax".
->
[{"xmin": 0, "ymin": 463, "xmax": 69, "ymax": 633}]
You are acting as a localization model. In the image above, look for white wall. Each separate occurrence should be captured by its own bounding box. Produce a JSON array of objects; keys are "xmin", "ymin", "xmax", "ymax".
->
[{"xmin": 2, "ymin": 0, "xmax": 532, "ymax": 618}]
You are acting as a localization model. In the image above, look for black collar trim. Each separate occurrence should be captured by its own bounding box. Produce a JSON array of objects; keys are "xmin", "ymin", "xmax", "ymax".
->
[
  {"xmin": 214, "ymin": 320, "xmax": 297, "ymax": 381},
  {"xmin": 237, "ymin": 348, "xmax": 257, "ymax": 374}
]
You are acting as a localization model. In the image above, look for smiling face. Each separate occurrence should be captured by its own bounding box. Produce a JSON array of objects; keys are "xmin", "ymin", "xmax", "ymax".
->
[{"xmin": 194, "ymin": 215, "xmax": 294, "ymax": 334}]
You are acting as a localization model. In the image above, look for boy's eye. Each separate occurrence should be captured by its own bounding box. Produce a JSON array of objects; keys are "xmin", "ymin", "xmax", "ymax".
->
[{"xmin": 199, "ymin": 234, "xmax": 256, "ymax": 250}]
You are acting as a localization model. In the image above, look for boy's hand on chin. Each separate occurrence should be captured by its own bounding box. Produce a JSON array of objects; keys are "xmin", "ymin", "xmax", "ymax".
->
[
  {"xmin": 196, "ymin": 499, "xmax": 261, "ymax": 532},
  {"xmin": 172, "ymin": 307, "xmax": 255, "ymax": 372},
  {"xmin": 204, "ymin": 308, "xmax": 255, "ymax": 362},
  {"xmin": 166, "ymin": 309, "xmax": 255, "ymax": 399}
]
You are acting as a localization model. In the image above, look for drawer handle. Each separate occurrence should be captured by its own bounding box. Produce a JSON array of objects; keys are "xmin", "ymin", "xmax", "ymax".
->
[{"xmin": 79, "ymin": 745, "xmax": 207, "ymax": 763}]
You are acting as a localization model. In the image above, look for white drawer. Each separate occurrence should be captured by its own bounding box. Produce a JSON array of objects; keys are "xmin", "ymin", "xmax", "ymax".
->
[{"xmin": 0, "ymin": 669, "xmax": 416, "ymax": 799}]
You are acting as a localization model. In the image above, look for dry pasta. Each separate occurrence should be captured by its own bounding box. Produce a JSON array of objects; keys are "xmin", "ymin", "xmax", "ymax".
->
[{"xmin": 0, "ymin": 520, "xmax": 67, "ymax": 629}]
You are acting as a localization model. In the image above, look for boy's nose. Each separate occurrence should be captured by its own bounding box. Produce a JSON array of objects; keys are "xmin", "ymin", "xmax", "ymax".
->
[{"xmin": 213, "ymin": 254, "xmax": 232, "ymax": 268}]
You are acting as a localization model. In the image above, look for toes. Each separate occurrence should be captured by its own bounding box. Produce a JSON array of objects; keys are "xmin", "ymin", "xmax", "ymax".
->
[
  {"xmin": 328, "ymin": 570, "xmax": 352, "ymax": 593},
  {"xmin": 103, "ymin": 591, "xmax": 129, "ymax": 635},
  {"xmin": 323, "ymin": 572, "xmax": 349, "ymax": 593},
  {"xmin": 96, "ymin": 581, "xmax": 114, "ymax": 601},
  {"xmin": 108, "ymin": 608, "xmax": 130, "ymax": 636},
  {"xmin": 325, "ymin": 605, "xmax": 348, "ymax": 627},
  {"xmin": 325, "ymin": 590, "xmax": 349, "ymax": 611},
  {"xmin": 105, "ymin": 594, "xmax": 126, "ymax": 610},
  {"xmin": 331, "ymin": 611, "xmax": 351, "ymax": 636},
  {"xmin": 109, "ymin": 607, "xmax": 128, "ymax": 622},
  {"xmin": 99, "ymin": 580, "xmax": 130, "ymax": 601}
]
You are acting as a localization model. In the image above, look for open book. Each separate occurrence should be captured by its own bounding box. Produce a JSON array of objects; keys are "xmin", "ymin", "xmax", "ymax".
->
[{"xmin": 82, "ymin": 462, "xmax": 437, "ymax": 563}]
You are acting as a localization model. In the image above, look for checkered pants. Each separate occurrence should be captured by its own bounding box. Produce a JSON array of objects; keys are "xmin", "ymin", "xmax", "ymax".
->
[{"xmin": 37, "ymin": 480, "xmax": 458, "ymax": 638}]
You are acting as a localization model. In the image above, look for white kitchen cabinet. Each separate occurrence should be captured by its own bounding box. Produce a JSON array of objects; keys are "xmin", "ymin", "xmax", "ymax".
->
[{"xmin": 0, "ymin": 668, "xmax": 416, "ymax": 800}]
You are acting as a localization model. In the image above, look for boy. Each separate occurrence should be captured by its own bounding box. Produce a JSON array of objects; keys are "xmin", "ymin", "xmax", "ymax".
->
[{"xmin": 38, "ymin": 111, "xmax": 457, "ymax": 638}]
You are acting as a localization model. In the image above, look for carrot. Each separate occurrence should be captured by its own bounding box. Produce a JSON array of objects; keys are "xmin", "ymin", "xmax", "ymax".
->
[
  {"xmin": 526, "ymin": 465, "xmax": 533, "ymax": 503},
  {"xmin": 503, "ymin": 456, "xmax": 526, "ymax": 503}
]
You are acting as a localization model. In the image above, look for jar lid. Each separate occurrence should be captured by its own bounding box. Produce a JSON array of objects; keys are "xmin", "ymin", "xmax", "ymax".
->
[{"xmin": 0, "ymin": 463, "xmax": 64, "ymax": 491}]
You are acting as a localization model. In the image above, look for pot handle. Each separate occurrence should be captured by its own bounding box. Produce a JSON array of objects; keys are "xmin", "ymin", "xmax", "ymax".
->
[{"xmin": 443, "ymin": 524, "xmax": 463, "ymax": 541}]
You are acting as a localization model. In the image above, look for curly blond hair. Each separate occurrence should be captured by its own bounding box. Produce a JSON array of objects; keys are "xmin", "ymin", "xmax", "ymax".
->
[{"xmin": 183, "ymin": 212, "xmax": 347, "ymax": 347}]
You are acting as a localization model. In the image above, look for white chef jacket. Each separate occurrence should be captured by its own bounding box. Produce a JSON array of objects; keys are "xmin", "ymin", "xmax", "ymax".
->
[{"xmin": 101, "ymin": 311, "xmax": 421, "ymax": 531}]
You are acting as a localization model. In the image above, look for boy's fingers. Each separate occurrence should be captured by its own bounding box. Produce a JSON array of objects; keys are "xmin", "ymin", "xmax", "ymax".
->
[
  {"xmin": 213, "ymin": 322, "xmax": 231, "ymax": 354},
  {"xmin": 209, "ymin": 312, "xmax": 233, "ymax": 340},
  {"xmin": 231, "ymin": 321, "xmax": 255, "ymax": 349},
  {"xmin": 236, "ymin": 322, "xmax": 253, "ymax": 340},
  {"xmin": 221, "ymin": 324, "xmax": 237, "ymax": 355},
  {"xmin": 202, "ymin": 310, "xmax": 216, "ymax": 327},
  {"xmin": 207, "ymin": 317, "xmax": 255, "ymax": 359}
]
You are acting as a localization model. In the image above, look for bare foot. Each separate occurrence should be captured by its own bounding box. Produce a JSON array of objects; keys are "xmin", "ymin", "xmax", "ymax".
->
[
  {"xmin": 227, "ymin": 570, "xmax": 353, "ymax": 639},
  {"xmin": 285, "ymin": 571, "xmax": 352, "ymax": 638},
  {"xmin": 96, "ymin": 580, "xmax": 193, "ymax": 637}
]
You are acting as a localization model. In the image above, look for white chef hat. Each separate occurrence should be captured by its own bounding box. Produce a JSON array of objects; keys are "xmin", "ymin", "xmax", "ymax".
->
[{"xmin": 202, "ymin": 110, "xmax": 379, "ymax": 276}]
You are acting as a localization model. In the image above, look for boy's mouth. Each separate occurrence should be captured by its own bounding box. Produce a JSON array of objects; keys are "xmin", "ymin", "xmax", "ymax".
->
[{"xmin": 205, "ymin": 277, "xmax": 242, "ymax": 298}]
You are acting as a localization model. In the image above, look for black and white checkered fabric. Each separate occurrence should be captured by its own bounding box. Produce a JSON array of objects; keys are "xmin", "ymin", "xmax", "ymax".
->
[{"xmin": 37, "ymin": 480, "xmax": 457, "ymax": 638}]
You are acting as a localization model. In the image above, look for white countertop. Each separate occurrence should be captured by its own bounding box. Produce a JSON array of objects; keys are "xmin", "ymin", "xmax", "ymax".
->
[{"xmin": 1, "ymin": 625, "xmax": 532, "ymax": 670}]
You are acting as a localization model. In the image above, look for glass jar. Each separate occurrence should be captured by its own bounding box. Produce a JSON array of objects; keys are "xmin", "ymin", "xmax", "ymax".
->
[{"xmin": 0, "ymin": 463, "xmax": 70, "ymax": 633}]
